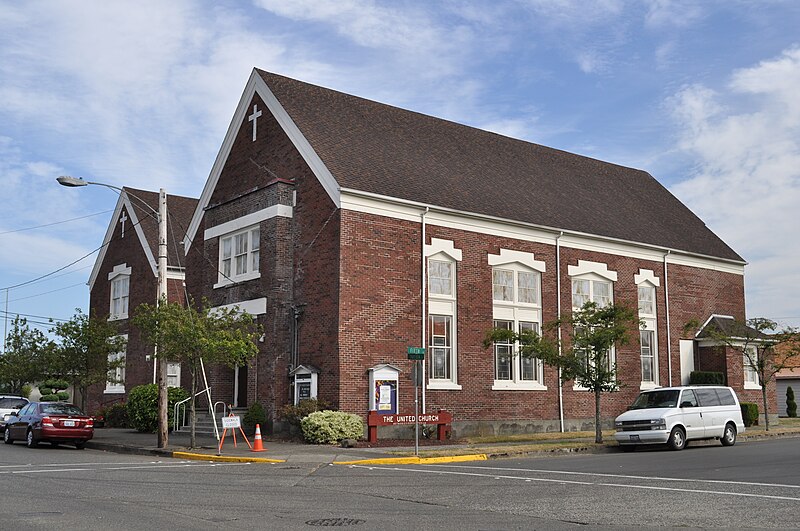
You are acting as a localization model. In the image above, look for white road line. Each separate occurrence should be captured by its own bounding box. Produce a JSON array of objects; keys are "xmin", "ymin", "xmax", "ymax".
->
[
  {"xmin": 0, "ymin": 462, "xmax": 250, "ymax": 475},
  {"xmin": 351, "ymin": 465, "xmax": 800, "ymax": 502},
  {"xmin": 0, "ymin": 460, "xmax": 171, "ymax": 469},
  {"xmin": 431, "ymin": 464, "xmax": 800, "ymax": 490}
]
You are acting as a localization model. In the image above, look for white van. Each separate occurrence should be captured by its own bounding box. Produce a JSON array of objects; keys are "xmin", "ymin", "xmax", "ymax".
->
[{"xmin": 614, "ymin": 386, "xmax": 745, "ymax": 451}]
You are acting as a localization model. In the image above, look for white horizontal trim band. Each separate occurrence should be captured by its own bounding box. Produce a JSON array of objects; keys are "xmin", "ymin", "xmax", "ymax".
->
[{"xmin": 204, "ymin": 204, "xmax": 292, "ymax": 240}]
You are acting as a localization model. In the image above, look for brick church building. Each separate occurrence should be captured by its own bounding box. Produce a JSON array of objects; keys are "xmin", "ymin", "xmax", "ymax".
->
[
  {"xmin": 85, "ymin": 187, "xmax": 197, "ymax": 412},
  {"xmin": 179, "ymin": 69, "xmax": 772, "ymax": 435},
  {"xmin": 88, "ymin": 69, "xmax": 773, "ymax": 435}
]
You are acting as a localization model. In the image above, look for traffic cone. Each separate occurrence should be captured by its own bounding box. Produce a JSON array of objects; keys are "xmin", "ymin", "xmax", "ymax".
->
[{"xmin": 252, "ymin": 424, "xmax": 266, "ymax": 452}]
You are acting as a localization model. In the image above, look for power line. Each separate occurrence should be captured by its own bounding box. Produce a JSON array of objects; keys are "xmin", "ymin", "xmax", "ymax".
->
[
  {"xmin": 0, "ymin": 209, "xmax": 113, "ymax": 235},
  {"xmin": 0, "ymin": 309, "xmax": 70, "ymax": 322},
  {"xmin": 5, "ymin": 282, "xmax": 86, "ymax": 303}
]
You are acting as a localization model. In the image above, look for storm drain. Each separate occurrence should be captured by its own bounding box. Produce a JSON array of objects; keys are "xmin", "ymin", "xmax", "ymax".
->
[{"xmin": 305, "ymin": 518, "xmax": 366, "ymax": 526}]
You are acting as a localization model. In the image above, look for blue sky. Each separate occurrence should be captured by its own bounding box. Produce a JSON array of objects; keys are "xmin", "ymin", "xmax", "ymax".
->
[{"xmin": 1, "ymin": 0, "xmax": 799, "ymax": 340}]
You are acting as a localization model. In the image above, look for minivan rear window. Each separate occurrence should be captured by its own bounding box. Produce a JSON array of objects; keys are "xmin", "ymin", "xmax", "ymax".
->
[
  {"xmin": 717, "ymin": 388, "xmax": 736, "ymax": 406},
  {"xmin": 696, "ymin": 388, "xmax": 722, "ymax": 406}
]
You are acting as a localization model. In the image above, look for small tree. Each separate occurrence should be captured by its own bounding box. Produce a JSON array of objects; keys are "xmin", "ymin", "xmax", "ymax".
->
[
  {"xmin": 786, "ymin": 386, "xmax": 797, "ymax": 418},
  {"xmin": 485, "ymin": 301, "xmax": 640, "ymax": 444},
  {"xmin": 697, "ymin": 317, "xmax": 799, "ymax": 431},
  {"xmin": 48, "ymin": 310, "xmax": 127, "ymax": 411},
  {"xmin": 0, "ymin": 317, "xmax": 52, "ymax": 395},
  {"xmin": 133, "ymin": 299, "xmax": 261, "ymax": 448}
]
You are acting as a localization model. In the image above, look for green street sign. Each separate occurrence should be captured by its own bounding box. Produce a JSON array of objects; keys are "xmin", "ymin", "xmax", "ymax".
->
[{"xmin": 407, "ymin": 346, "xmax": 425, "ymax": 360}]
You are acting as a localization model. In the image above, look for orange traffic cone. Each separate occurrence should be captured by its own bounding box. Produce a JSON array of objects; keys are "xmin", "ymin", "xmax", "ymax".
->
[{"xmin": 252, "ymin": 424, "xmax": 266, "ymax": 452}]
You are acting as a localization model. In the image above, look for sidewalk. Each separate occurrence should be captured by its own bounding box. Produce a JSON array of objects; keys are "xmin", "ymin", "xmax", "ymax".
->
[{"xmin": 86, "ymin": 425, "xmax": 800, "ymax": 465}]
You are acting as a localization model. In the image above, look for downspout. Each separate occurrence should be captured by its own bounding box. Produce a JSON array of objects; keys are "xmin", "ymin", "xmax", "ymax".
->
[
  {"xmin": 421, "ymin": 207, "xmax": 429, "ymax": 414},
  {"xmin": 664, "ymin": 250, "xmax": 673, "ymax": 386},
  {"xmin": 556, "ymin": 231, "xmax": 565, "ymax": 433}
]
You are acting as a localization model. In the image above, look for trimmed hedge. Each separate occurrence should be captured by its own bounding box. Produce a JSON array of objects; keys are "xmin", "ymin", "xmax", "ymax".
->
[
  {"xmin": 242, "ymin": 403, "xmax": 267, "ymax": 435},
  {"xmin": 689, "ymin": 371, "xmax": 725, "ymax": 385},
  {"xmin": 279, "ymin": 398, "xmax": 330, "ymax": 429},
  {"xmin": 787, "ymin": 386, "xmax": 797, "ymax": 418},
  {"xmin": 740, "ymin": 402, "xmax": 759, "ymax": 427},
  {"xmin": 127, "ymin": 384, "xmax": 190, "ymax": 433},
  {"xmin": 300, "ymin": 410, "xmax": 364, "ymax": 444},
  {"xmin": 96, "ymin": 402, "xmax": 129, "ymax": 428}
]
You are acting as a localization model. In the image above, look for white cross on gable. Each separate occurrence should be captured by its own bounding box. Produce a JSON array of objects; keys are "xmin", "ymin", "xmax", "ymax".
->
[
  {"xmin": 119, "ymin": 211, "xmax": 128, "ymax": 238},
  {"xmin": 248, "ymin": 104, "xmax": 262, "ymax": 142}
]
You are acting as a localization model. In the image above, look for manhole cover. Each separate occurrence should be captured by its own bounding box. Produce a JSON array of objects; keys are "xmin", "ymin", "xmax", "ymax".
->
[{"xmin": 305, "ymin": 518, "xmax": 366, "ymax": 526}]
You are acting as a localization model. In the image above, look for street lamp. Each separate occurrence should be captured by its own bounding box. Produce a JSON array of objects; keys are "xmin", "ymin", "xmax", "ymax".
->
[{"xmin": 57, "ymin": 175, "xmax": 171, "ymax": 449}]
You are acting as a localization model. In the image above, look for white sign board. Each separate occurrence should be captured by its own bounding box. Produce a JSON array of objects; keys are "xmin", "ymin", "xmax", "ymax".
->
[{"xmin": 221, "ymin": 416, "xmax": 241, "ymax": 429}]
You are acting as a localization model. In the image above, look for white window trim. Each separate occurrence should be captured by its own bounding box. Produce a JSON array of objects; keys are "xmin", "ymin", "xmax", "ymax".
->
[
  {"xmin": 636, "ymin": 276, "xmax": 659, "ymax": 388},
  {"xmin": 105, "ymin": 335, "xmax": 127, "ymax": 394},
  {"xmin": 425, "ymin": 239, "xmax": 462, "ymax": 389},
  {"xmin": 490, "ymin": 250, "xmax": 546, "ymax": 390},
  {"xmin": 108, "ymin": 264, "xmax": 131, "ymax": 321},
  {"xmin": 167, "ymin": 362, "xmax": 181, "ymax": 388},
  {"xmin": 743, "ymin": 346, "xmax": 761, "ymax": 389},
  {"xmin": 570, "ymin": 261, "xmax": 616, "ymax": 390},
  {"xmin": 214, "ymin": 225, "xmax": 261, "ymax": 288}
]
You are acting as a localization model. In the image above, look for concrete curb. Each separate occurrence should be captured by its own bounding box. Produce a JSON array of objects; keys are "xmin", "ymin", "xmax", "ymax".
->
[
  {"xmin": 333, "ymin": 454, "xmax": 488, "ymax": 465},
  {"xmin": 173, "ymin": 451, "xmax": 285, "ymax": 463}
]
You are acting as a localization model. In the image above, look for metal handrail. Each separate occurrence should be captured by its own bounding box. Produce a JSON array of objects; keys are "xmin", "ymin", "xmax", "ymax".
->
[{"xmin": 173, "ymin": 388, "xmax": 211, "ymax": 431}]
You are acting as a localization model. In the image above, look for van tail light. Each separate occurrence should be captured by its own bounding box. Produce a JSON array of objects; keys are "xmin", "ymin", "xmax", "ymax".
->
[{"xmin": 42, "ymin": 416, "xmax": 53, "ymax": 427}]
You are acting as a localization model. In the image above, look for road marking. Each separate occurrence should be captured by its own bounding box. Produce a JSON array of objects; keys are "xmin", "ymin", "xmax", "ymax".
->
[
  {"xmin": 0, "ymin": 460, "xmax": 170, "ymax": 469},
  {"xmin": 432, "ymin": 464, "xmax": 800, "ymax": 490},
  {"xmin": 0, "ymin": 461, "xmax": 250, "ymax": 475},
  {"xmin": 350, "ymin": 465, "xmax": 800, "ymax": 502}
]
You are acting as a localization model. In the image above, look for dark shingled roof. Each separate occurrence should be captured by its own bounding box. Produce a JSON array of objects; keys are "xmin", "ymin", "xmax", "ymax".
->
[
  {"xmin": 696, "ymin": 315, "xmax": 767, "ymax": 340},
  {"xmin": 122, "ymin": 187, "xmax": 198, "ymax": 268},
  {"xmin": 258, "ymin": 69, "xmax": 743, "ymax": 262}
]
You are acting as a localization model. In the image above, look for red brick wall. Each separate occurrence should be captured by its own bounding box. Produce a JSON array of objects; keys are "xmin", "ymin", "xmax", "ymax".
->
[
  {"xmin": 337, "ymin": 211, "xmax": 749, "ymax": 429},
  {"xmin": 184, "ymin": 93, "xmax": 341, "ymax": 428}
]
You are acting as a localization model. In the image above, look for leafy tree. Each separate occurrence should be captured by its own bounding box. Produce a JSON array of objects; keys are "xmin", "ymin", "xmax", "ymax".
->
[
  {"xmin": 133, "ymin": 299, "xmax": 260, "ymax": 448},
  {"xmin": 486, "ymin": 301, "xmax": 641, "ymax": 444},
  {"xmin": 49, "ymin": 309, "xmax": 127, "ymax": 411},
  {"xmin": 0, "ymin": 317, "xmax": 53, "ymax": 395},
  {"xmin": 695, "ymin": 317, "xmax": 799, "ymax": 431}
]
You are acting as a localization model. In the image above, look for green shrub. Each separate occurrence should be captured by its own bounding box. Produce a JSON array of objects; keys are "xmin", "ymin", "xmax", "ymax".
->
[
  {"xmin": 741, "ymin": 402, "xmax": 759, "ymax": 427},
  {"xmin": 39, "ymin": 394, "xmax": 60, "ymax": 402},
  {"xmin": 96, "ymin": 403, "xmax": 129, "ymax": 428},
  {"xmin": 56, "ymin": 391, "xmax": 70, "ymax": 401},
  {"xmin": 127, "ymin": 384, "xmax": 190, "ymax": 433},
  {"xmin": 300, "ymin": 410, "xmax": 364, "ymax": 444},
  {"xmin": 242, "ymin": 403, "xmax": 267, "ymax": 435},
  {"xmin": 787, "ymin": 386, "xmax": 797, "ymax": 418},
  {"xmin": 21, "ymin": 385, "xmax": 32, "ymax": 399},
  {"xmin": 689, "ymin": 371, "xmax": 725, "ymax": 385},
  {"xmin": 279, "ymin": 398, "xmax": 331, "ymax": 429}
]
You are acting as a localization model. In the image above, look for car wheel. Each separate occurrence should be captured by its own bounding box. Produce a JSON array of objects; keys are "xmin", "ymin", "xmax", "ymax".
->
[
  {"xmin": 667, "ymin": 427, "xmax": 686, "ymax": 451},
  {"xmin": 3, "ymin": 428, "xmax": 13, "ymax": 445},
  {"xmin": 721, "ymin": 423, "xmax": 737, "ymax": 447},
  {"xmin": 26, "ymin": 429, "xmax": 38, "ymax": 448},
  {"xmin": 620, "ymin": 445, "xmax": 636, "ymax": 452},
  {"xmin": 75, "ymin": 442, "xmax": 86, "ymax": 450}
]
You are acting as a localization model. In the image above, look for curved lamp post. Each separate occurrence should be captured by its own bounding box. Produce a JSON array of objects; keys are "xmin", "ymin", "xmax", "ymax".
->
[{"xmin": 57, "ymin": 176, "xmax": 170, "ymax": 449}]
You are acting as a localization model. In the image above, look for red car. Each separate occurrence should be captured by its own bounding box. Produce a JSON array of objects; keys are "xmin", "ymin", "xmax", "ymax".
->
[{"xmin": 3, "ymin": 401, "xmax": 94, "ymax": 449}]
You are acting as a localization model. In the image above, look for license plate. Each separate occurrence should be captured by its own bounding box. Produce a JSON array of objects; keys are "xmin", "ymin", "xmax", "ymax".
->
[
  {"xmin": 629, "ymin": 434, "xmax": 640, "ymax": 442},
  {"xmin": 63, "ymin": 420, "xmax": 76, "ymax": 427}
]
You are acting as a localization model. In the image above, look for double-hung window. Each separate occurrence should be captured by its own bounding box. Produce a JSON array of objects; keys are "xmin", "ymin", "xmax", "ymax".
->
[
  {"xmin": 105, "ymin": 336, "xmax": 127, "ymax": 394},
  {"xmin": 425, "ymin": 239, "xmax": 462, "ymax": 389},
  {"xmin": 568, "ymin": 261, "xmax": 618, "ymax": 389},
  {"xmin": 108, "ymin": 264, "xmax": 131, "ymax": 320},
  {"xmin": 218, "ymin": 226, "xmax": 260, "ymax": 285},
  {"xmin": 743, "ymin": 346, "xmax": 760, "ymax": 388},
  {"xmin": 489, "ymin": 249, "xmax": 546, "ymax": 389},
  {"xmin": 635, "ymin": 269, "xmax": 660, "ymax": 388}
]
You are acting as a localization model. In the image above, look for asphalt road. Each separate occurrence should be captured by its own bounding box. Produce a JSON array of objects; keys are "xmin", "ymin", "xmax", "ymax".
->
[{"xmin": 0, "ymin": 436, "xmax": 798, "ymax": 530}]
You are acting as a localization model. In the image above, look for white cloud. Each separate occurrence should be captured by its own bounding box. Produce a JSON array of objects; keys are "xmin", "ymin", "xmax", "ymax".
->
[
  {"xmin": 644, "ymin": 0, "xmax": 704, "ymax": 29},
  {"xmin": 669, "ymin": 47, "xmax": 800, "ymax": 325}
]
